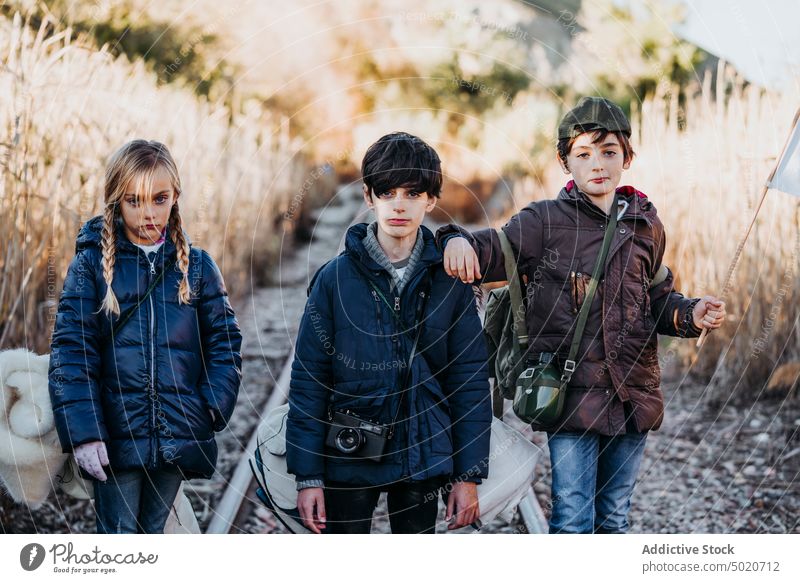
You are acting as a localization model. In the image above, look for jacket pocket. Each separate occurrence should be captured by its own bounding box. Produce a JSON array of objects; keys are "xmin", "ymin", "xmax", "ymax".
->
[
  {"xmin": 427, "ymin": 403, "xmax": 454, "ymax": 455},
  {"xmin": 571, "ymin": 270, "xmax": 591, "ymax": 314},
  {"xmin": 330, "ymin": 383, "xmax": 392, "ymax": 423},
  {"xmin": 627, "ymin": 385, "xmax": 664, "ymax": 432},
  {"xmin": 371, "ymin": 288, "xmax": 383, "ymax": 331}
]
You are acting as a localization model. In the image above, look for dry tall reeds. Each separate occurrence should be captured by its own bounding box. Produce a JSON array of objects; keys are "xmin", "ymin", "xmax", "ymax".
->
[
  {"xmin": 0, "ymin": 13, "xmax": 310, "ymax": 351},
  {"xmin": 619, "ymin": 66, "xmax": 798, "ymax": 402}
]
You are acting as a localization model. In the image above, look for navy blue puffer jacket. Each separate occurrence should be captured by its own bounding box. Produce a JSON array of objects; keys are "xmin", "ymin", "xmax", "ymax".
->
[
  {"xmin": 286, "ymin": 223, "xmax": 492, "ymax": 487},
  {"xmin": 48, "ymin": 216, "xmax": 242, "ymax": 479}
]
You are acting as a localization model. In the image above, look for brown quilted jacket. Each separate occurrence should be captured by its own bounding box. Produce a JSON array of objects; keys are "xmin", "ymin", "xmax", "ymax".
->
[{"xmin": 436, "ymin": 181, "xmax": 702, "ymax": 435}]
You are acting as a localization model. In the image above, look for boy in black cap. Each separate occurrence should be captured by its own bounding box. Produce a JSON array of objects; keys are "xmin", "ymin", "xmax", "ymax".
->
[{"xmin": 435, "ymin": 97, "xmax": 726, "ymax": 533}]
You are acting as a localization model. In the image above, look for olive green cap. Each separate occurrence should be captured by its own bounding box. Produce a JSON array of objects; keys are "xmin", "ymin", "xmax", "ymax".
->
[{"xmin": 557, "ymin": 97, "xmax": 631, "ymax": 140}]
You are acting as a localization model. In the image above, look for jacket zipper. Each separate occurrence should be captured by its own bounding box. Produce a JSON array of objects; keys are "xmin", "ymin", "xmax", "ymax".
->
[
  {"xmin": 395, "ymin": 274, "xmax": 427, "ymax": 476},
  {"xmin": 394, "ymin": 291, "xmax": 406, "ymax": 474},
  {"xmin": 363, "ymin": 264, "xmax": 428, "ymax": 476},
  {"xmin": 149, "ymin": 293, "xmax": 157, "ymax": 467},
  {"xmin": 387, "ymin": 275, "xmax": 416, "ymax": 475},
  {"xmin": 145, "ymin": 252, "xmax": 158, "ymax": 468}
]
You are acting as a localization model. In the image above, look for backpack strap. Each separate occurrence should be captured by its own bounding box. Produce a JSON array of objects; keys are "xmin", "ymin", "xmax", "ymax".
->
[
  {"xmin": 306, "ymin": 260, "xmax": 333, "ymax": 297},
  {"xmin": 189, "ymin": 247, "xmax": 204, "ymax": 301},
  {"xmin": 497, "ymin": 229, "xmax": 528, "ymax": 350},
  {"xmin": 105, "ymin": 256, "xmax": 178, "ymax": 343}
]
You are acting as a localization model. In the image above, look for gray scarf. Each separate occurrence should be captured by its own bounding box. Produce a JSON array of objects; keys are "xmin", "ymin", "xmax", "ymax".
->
[{"xmin": 362, "ymin": 222, "xmax": 425, "ymax": 294}]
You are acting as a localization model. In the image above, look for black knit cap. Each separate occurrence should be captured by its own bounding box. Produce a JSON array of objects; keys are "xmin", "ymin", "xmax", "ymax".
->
[{"xmin": 557, "ymin": 97, "xmax": 631, "ymax": 140}]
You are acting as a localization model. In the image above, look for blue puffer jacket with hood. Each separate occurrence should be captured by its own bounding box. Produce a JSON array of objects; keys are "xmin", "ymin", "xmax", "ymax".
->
[
  {"xmin": 286, "ymin": 223, "xmax": 492, "ymax": 487},
  {"xmin": 48, "ymin": 215, "xmax": 242, "ymax": 479}
]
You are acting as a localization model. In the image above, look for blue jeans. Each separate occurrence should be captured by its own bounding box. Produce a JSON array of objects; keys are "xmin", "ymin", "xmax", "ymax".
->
[
  {"xmin": 93, "ymin": 468, "xmax": 184, "ymax": 534},
  {"xmin": 547, "ymin": 431, "xmax": 647, "ymax": 534}
]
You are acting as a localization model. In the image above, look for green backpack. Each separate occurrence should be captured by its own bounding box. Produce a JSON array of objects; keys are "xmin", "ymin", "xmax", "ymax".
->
[
  {"xmin": 483, "ymin": 228, "xmax": 670, "ymax": 404},
  {"xmin": 483, "ymin": 230, "xmax": 530, "ymax": 403}
]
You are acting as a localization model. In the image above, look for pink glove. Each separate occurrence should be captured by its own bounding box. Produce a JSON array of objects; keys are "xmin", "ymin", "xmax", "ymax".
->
[{"xmin": 73, "ymin": 440, "xmax": 109, "ymax": 481}]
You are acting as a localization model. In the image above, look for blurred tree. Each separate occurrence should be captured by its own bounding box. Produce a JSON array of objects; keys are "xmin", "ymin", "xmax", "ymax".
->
[
  {"xmin": 569, "ymin": 0, "xmax": 715, "ymax": 112},
  {"xmin": 2, "ymin": 0, "xmax": 236, "ymax": 99}
]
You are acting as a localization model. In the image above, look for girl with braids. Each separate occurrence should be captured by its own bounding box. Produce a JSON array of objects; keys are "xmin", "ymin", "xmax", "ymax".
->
[{"xmin": 48, "ymin": 140, "xmax": 243, "ymax": 533}]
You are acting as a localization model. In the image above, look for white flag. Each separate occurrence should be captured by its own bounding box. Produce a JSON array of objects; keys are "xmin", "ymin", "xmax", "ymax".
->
[{"xmin": 767, "ymin": 115, "xmax": 800, "ymax": 197}]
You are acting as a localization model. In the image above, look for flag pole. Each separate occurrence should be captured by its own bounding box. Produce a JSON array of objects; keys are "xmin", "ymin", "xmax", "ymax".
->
[{"xmin": 697, "ymin": 107, "xmax": 800, "ymax": 347}]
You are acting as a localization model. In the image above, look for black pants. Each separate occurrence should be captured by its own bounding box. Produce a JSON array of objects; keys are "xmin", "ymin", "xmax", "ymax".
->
[{"xmin": 323, "ymin": 478, "xmax": 444, "ymax": 534}]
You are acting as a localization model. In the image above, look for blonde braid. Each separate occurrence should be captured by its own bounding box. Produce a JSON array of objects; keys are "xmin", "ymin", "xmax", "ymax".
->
[
  {"xmin": 99, "ymin": 204, "xmax": 120, "ymax": 316},
  {"xmin": 169, "ymin": 203, "xmax": 191, "ymax": 304}
]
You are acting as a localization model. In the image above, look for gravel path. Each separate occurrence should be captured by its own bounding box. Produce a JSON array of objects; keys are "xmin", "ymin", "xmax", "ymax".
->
[
  {"xmin": 191, "ymin": 184, "xmax": 366, "ymax": 532},
  {"xmin": 512, "ymin": 379, "xmax": 800, "ymax": 535},
  {"xmin": 628, "ymin": 380, "xmax": 799, "ymax": 533}
]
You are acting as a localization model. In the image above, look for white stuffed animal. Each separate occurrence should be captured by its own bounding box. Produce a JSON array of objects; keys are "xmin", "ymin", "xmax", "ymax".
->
[
  {"xmin": 0, "ymin": 349, "xmax": 67, "ymax": 507},
  {"xmin": 0, "ymin": 349, "xmax": 199, "ymax": 533}
]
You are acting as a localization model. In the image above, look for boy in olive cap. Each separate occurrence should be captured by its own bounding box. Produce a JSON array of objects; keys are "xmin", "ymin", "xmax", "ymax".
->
[{"xmin": 436, "ymin": 97, "xmax": 726, "ymax": 533}]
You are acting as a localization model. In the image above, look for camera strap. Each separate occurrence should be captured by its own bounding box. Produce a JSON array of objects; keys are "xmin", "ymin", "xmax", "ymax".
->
[{"xmin": 351, "ymin": 260, "xmax": 434, "ymax": 438}]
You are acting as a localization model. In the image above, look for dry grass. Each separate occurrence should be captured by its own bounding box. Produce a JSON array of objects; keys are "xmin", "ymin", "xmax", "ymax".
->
[
  {"xmin": 0, "ymin": 14, "xmax": 313, "ymax": 352},
  {"xmin": 627, "ymin": 65, "xmax": 800, "ymax": 403}
]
